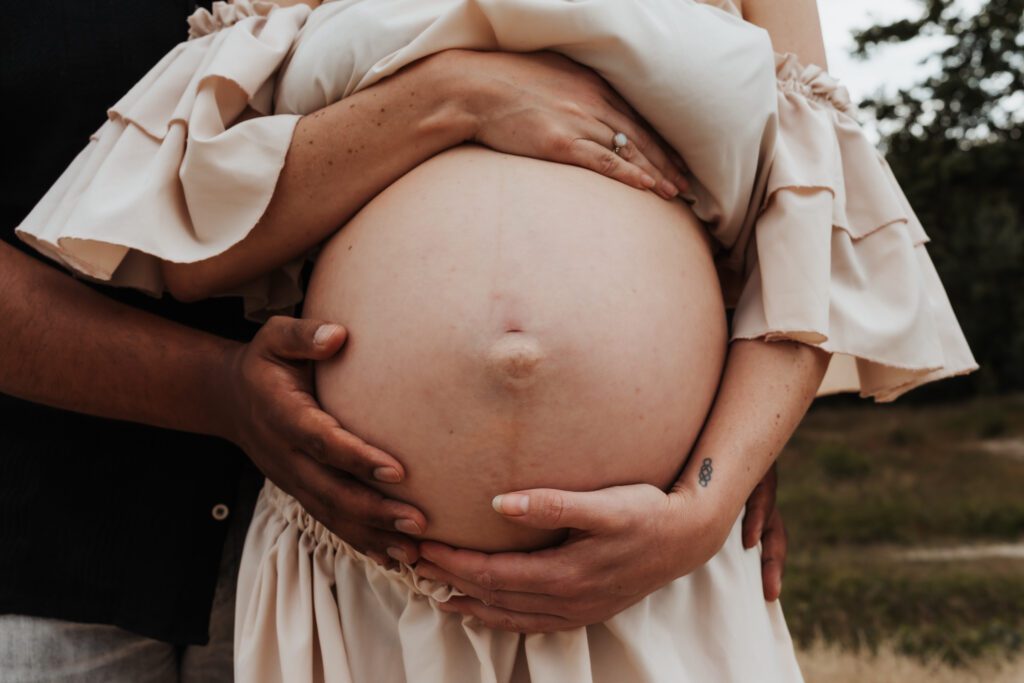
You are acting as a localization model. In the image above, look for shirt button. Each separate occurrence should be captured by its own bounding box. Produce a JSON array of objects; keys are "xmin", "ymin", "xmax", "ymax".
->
[{"xmin": 211, "ymin": 503, "xmax": 230, "ymax": 521}]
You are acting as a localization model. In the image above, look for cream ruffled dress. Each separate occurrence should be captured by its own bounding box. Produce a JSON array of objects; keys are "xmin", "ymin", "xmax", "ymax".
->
[{"xmin": 15, "ymin": 1, "xmax": 978, "ymax": 681}]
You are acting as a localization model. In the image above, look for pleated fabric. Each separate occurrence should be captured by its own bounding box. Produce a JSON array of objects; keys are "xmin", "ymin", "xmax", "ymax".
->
[
  {"xmin": 14, "ymin": 0, "xmax": 311, "ymax": 319},
  {"xmin": 14, "ymin": 0, "xmax": 976, "ymax": 396},
  {"xmin": 236, "ymin": 481, "xmax": 805, "ymax": 683}
]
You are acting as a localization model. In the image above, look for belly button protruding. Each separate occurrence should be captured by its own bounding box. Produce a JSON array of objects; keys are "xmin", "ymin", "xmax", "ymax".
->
[{"xmin": 487, "ymin": 332, "xmax": 544, "ymax": 384}]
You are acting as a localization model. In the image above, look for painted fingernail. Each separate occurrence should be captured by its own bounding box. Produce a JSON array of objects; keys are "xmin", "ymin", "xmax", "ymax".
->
[
  {"xmin": 373, "ymin": 466, "xmax": 402, "ymax": 483},
  {"xmin": 492, "ymin": 494, "xmax": 529, "ymax": 516},
  {"xmin": 641, "ymin": 173, "xmax": 657, "ymax": 189},
  {"xmin": 395, "ymin": 518, "xmax": 423, "ymax": 535},
  {"xmin": 659, "ymin": 179, "xmax": 679, "ymax": 198},
  {"xmin": 314, "ymin": 324, "xmax": 341, "ymax": 346},
  {"xmin": 386, "ymin": 546, "xmax": 410, "ymax": 564}
]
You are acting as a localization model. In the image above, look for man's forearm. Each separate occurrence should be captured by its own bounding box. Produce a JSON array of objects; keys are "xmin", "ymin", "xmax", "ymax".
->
[
  {"xmin": 0, "ymin": 243, "xmax": 238, "ymax": 438},
  {"xmin": 675, "ymin": 339, "xmax": 830, "ymax": 523},
  {"xmin": 163, "ymin": 51, "xmax": 476, "ymax": 301}
]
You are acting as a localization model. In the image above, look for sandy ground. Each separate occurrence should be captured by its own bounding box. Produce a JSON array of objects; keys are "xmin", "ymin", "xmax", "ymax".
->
[{"xmin": 797, "ymin": 644, "xmax": 1024, "ymax": 683}]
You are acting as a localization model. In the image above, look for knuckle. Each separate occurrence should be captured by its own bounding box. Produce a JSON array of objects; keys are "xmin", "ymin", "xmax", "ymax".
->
[
  {"xmin": 596, "ymin": 150, "xmax": 619, "ymax": 177},
  {"xmin": 303, "ymin": 433, "xmax": 327, "ymax": 463},
  {"xmin": 474, "ymin": 571, "xmax": 498, "ymax": 591},
  {"xmin": 542, "ymin": 495, "xmax": 569, "ymax": 525},
  {"xmin": 498, "ymin": 615, "xmax": 522, "ymax": 632}
]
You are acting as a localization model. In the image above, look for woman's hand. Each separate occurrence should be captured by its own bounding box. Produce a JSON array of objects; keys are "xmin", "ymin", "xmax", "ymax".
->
[
  {"xmin": 412, "ymin": 466, "xmax": 787, "ymax": 632},
  {"xmin": 440, "ymin": 49, "xmax": 690, "ymax": 199},
  {"xmin": 221, "ymin": 316, "xmax": 426, "ymax": 564},
  {"xmin": 413, "ymin": 484, "xmax": 727, "ymax": 632}
]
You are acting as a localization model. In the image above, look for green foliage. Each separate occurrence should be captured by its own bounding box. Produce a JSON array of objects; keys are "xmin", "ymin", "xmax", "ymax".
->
[{"xmin": 849, "ymin": 0, "xmax": 1024, "ymax": 396}]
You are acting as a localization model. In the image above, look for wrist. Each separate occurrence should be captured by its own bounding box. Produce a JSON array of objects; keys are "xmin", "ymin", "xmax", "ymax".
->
[
  {"xmin": 417, "ymin": 49, "xmax": 484, "ymax": 143},
  {"xmin": 210, "ymin": 339, "xmax": 248, "ymax": 446}
]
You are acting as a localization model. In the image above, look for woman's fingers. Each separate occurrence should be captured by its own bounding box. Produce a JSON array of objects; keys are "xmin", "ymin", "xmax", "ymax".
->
[
  {"xmin": 596, "ymin": 108, "xmax": 688, "ymax": 196},
  {"xmin": 565, "ymin": 136, "xmax": 658, "ymax": 193},
  {"xmin": 418, "ymin": 542, "xmax": 582, "ymax": 596},
  {"xmin": 415, "ymin": 560, "xmax": 573, "ymax": 616},
  {"xmin": 436, "ymin": 598, "xmax": 576, "ymax": 633},
  {"xmin": 599, "ymin": 89, "xmax": 690, "ymax": 184}
]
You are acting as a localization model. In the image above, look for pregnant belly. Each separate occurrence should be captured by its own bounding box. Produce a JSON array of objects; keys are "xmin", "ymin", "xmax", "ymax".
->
[{"xmin": 304, "ymin": 144, "xmax": 727, "ymax": 551}]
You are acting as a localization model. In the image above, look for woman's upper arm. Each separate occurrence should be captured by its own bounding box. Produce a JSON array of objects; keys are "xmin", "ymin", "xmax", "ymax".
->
[{"xmin": 741, "ymin": 0, "xmax": 828, "ymax": 69}]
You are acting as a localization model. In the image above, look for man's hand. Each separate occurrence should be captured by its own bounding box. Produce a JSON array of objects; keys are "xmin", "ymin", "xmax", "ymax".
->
[
  {"xmin": 741, "ymin": 462, "xmax": 787, "ymax": 601},
  {"xmin": 221, "ymin": 316, "xmax": 426, "ymax": 564},
  {"xmin": 413, "ymin": 467, "xmax": 787, "ymax": 632}
]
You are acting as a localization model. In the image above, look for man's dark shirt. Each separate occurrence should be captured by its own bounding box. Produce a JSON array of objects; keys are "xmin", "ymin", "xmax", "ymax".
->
[{"xmin": 0, "ymin": 1, "xmax": 265, "ymax": 645}]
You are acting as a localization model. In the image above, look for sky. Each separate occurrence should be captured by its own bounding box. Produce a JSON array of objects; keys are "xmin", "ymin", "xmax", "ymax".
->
[{"xmin": 818, "ymin": 0, "xmax": 986, "ymax": 102}]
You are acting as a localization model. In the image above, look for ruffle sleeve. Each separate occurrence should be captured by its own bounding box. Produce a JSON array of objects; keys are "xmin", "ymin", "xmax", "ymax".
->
[
  {"xmin": 14, "ymin": 0, "xmax": 312, "ymax": 320},
  {"xmin": 730, "ymin": 53, "xmax": 978, "ymax": 401}
]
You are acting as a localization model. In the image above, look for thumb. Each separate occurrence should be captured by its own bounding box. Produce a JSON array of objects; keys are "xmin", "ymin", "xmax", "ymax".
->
[
  {"xmin": 257, "ymin": 316, "xmax": 348, "ymax": 362},
  {"xmin": 491, "ymin": 488, "xmax": 617, "ymax": 532}
]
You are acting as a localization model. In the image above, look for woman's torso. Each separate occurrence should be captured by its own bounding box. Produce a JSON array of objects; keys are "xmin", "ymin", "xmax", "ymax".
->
[{"xmin": 304, "ymin": 145, "xmax": 727, "ymax": 551}]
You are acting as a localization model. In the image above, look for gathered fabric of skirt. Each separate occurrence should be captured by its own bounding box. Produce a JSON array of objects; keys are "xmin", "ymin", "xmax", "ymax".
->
[
  {"xmin": 15, "ymin": 0, "xmax": 976, "ymax": 399},
  {"xmin": 236, "ymin": 480, "xmax": 805, "ymax": 683}
]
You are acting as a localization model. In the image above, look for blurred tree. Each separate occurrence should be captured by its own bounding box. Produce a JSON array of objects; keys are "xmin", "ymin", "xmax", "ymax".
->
[{"xmin": 852, "ymin": 0, "xmax": 1024, "ymax": 396}]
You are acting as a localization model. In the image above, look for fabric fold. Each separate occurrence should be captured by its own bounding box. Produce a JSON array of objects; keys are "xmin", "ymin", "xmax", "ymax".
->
[
  {"xmin": 731, "ymin": 53, "xmax": 977, "ymax": 401},
  {"xmin": 15, "ymin": 0, "xmax": 312, "ymax": 320}
]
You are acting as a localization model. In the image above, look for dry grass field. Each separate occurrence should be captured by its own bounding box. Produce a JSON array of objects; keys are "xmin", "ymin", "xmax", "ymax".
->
[{"xmin": 776, "ymin": 394, "xmax": 1024, "ymax": 679}]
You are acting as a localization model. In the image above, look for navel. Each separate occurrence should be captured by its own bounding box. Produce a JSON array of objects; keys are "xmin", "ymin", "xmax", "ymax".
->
[{"xmin": 486, "ymin": 331, "xmax": 545, "ymax": 386}]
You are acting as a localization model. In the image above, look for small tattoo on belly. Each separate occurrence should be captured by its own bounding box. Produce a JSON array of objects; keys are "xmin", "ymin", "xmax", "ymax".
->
[{"xmin": 698, "ymin": 458, "xmax": 713, "ymax": 487}]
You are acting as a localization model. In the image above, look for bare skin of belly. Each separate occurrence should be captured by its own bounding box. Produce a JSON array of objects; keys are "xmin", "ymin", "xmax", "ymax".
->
[{"xmin": 304, "ymin": 144, "xmax": 727, "ymax": 551}]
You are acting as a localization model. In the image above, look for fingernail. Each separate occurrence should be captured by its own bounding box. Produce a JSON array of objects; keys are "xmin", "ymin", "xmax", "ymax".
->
[
  {"xmin": 314, "ymin": 324, "xmax": 341, "ymax": 346},
  {"xmin": 395, "ymin": 518, "xmax": 423, "ymax": 535},
  {"xmin": 373, "ymin": 467, "xmax": 402, "ymax": 483},
  {"xmin": 659, "ymin": 180, "xmax": 679, "ymax": 198},
  {"xmin": 492, "ymin": 494, "xmax": 529, "ymax": 516},
  {"xmin": 641, "ymin": 173, "xmax": 656, "ymax": 189},
  {"xmin": 386, "ymin": 546, "xmax": 409, "ymax": 564}
]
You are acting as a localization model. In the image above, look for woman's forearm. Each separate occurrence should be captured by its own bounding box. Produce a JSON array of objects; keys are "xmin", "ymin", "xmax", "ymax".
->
[
  {"xmin": 675, "ymin": 339, "xmax": 830, "ymax": 529},
  {"xmin": 742, "ymin": 0, "xmax": 828, "ymax": 69},
  {"xmin": 162, "ymin": 53, "xmax": 475, "ymax": 302}
]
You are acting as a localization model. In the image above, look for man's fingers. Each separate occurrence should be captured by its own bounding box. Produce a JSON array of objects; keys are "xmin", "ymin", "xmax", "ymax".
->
[
  {"xmin": 760, "ymin": 508, "xmax": 787, "ymax": 602},
  {"xmin": 343, "ymin": 526, "xmax": 422, "ymax": 568},
  {"xmin": 258, "ymin": 316, "xmax": 348, "ymax": 362},
  {"xmin": 291, "ymin": 457, "xmax": 427, "ymax": 534},
  {"xmin": 293, "ymin": 406, "xmax": 405, "ymax": 483},
  {"xmin": 742, "ymin": 464, "xmax": 778, "ymax": 549},
  {"xmin": 490, "ymin": 488, "xmax": 622, "ymax": 532},
  {"xmin": 742, "ymin": 486, "xmax": 769, "ymax": 549},
  {"xmin": 436, "ymin": 598, "xmax": 576, "ymax": 633},
  {"xmin": 418, "ymin": 542, "xmax": 580, "ymax": 596}
]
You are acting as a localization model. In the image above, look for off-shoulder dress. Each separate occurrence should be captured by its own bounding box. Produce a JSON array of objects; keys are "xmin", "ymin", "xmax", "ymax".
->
[{"xmin": 15, "ymin": 1, "xmax": 977, "ymax": 681}]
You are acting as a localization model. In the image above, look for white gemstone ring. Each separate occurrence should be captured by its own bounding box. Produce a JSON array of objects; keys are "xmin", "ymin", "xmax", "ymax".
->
[{"xmin": 612, "ymin": 132, "xmax": 628, "ymax": 155}]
